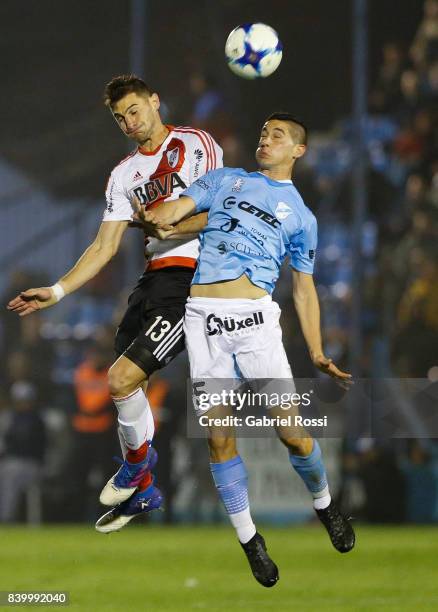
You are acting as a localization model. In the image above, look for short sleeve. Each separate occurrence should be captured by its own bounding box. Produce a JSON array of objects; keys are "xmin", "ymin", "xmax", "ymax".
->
[
  {"xmin": 103, "ymin": 171, "xmax": 133, "ymax": 221},
  {"xmin": 287, "ymin": 214, "xmax": 318, "ymax": 274},
  {"xmin": 188, "ymin": 131, "xmax": 224, "ymax": 184},
  {"xmin": 182, "ymin": 168, "xmax": 225, "ymax": 212}
]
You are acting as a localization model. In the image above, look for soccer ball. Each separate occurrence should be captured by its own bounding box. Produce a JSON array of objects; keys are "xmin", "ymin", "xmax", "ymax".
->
[{"xmin": 225, "ymin": 23, "xmax": 283, "ymax": 80}]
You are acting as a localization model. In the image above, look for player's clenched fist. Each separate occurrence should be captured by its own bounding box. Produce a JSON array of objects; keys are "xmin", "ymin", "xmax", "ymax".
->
[{"xmin": 7, "ymin": 287, "xmax": 59, "ymax": 317}]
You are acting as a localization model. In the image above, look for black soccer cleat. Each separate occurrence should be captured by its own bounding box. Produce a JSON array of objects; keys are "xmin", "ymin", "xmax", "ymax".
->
[
  {"xmin": 316, "ymin": 500, "xmax": 355, "ymax": 553},
  {"xmin": 240, "ymin": 532, "xmax": 279, "ymax": 587}
]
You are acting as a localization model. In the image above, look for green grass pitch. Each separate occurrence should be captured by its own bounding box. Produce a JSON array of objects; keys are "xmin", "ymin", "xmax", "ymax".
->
[{"xmin": 1, "ymin": 524, "xmax": 438, "ymax": 611}]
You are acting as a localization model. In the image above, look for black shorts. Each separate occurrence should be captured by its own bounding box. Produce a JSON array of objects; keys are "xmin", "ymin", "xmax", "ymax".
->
[{"xmin": 115, "ymin": 266, "xmax": 194, "ymax": 375}]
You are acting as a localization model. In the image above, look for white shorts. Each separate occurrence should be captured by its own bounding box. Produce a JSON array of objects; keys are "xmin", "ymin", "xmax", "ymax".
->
[{"xmin": 184, "ymin": 296, "xmax": 294, "ymax": 413}]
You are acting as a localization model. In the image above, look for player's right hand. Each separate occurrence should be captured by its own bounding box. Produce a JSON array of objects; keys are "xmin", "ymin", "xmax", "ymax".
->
[
  {"xmin": 129, "ymin": 211, "xmax": 175, "ymax": 239},
  {"xmin": 7, "ymin": 287, "xmax": 58, "ymax": 317},
  {"xmin": 131, "ymin": 196, "xmax": 174, "ymax": 232}
]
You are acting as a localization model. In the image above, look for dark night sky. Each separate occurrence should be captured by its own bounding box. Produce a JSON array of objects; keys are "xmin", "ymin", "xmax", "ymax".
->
[{"xmin": 0, "ymin": 0, "xmax": 423, "ymax": 199}]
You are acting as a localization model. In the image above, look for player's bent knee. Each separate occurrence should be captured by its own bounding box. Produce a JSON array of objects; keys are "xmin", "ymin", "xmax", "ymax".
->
[
  {"xmin": 281, "ymin": 436, "xmax": 314, "ymax": 456},
  {"xmin": 207, "ymin": 436, "xmax": 238, "ymax": 462},
  {"xmin": 108, "ymin": 363, "xmax": 145, "ymax": 398}
]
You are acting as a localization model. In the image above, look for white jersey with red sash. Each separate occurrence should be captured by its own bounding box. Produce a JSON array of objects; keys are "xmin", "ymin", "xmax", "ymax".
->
[{"xmin": 103, "ymin": 125, "xmax": 223, "ymax": 270}]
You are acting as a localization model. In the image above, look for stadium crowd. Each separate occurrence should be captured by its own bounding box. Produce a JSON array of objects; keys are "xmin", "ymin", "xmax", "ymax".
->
[{"xmin": 0, "ymin": 0, "xmax": 437, "ymax": 524}]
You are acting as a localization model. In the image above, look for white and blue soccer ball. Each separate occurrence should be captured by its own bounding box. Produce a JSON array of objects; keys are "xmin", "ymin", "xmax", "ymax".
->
[{"xmin": 225, "ymin": 23, "xmax": 283, "ymax": 80}]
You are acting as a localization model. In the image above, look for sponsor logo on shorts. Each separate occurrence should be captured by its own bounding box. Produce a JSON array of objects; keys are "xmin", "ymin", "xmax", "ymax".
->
[{"xmin": 206, "ymin": 311, "xmax": 264, "ymax": 336}]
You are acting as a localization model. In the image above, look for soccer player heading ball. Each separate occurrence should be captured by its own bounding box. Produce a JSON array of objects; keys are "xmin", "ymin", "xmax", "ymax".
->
[
  {"xmin": 7, "ymin": 74, "xmax": 223, "ymax": 526},
  {"xmin": 134, "ymin": 113, "xmax": 355, "ymax": 586}
]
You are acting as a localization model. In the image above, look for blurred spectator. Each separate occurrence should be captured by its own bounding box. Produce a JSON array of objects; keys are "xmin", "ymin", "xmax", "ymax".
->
[
  {"xmin": 370, "ymin": 42, "xmax": 405, "ymax": 113},
  {"xmin": 1, "ymin": 269, "xmax": 49, "ymax": 350},
  {"xmin": 410, "ymin": 0, "xmax": 438, "ymax": 69},
  {"xmin": 356, "ymin": 439, "xmax": 406, "ymax": 522},
  {"xmin": 148, "ymin": 355, "xmax": 187, "ymax": 523},
  {"xmin": 423, "ymin": 59, "xmax": 438, "ymax": 100},
  {"xmin": 386, "ymin": 173, "xmax": 429, "ymax": 238},
  {"xmin": 1, "ymin": 270, "xmax": 32, "ymax": 352},
  {"xmin": 63, "ymin": 339, "xmax": 117, "ymax": 521},
  {"xmin": 20, "ymin": 315, "xmax": 55, "ymax": 404},
  {"xmin": 189, "ymin": 72, "xmax": 227, "ymax": 135},
  {"xmin": 393, "ymin": 246, "xmax": 438, "ymax": 376},
  {"xmin": 397, "ymin": 70, "xmax": 421, "ymax": 126},
  {"xmin": 0, "ymin": 381, "xmax": 46, "ymax": 523},
  {"xmin": 3, "ymin": 330, "xmax": 54, "ymax": 407},
  {"xmin": 401, "ymin": 440, "xmax": 438, "ymax": 522},
  {"xmin": 381, "ymin": 205, "xmax": 437, "ymax": 338},
  {"xmin": 393, "ymin": 108, "xmax": 434, "ymax": 170},
  {"xmin": 189, "ymin": 70, "xmax": 249, "ymax": 166},
  {"xmin": 429, "ymin": 158, "xmax": 438, "ymax": 205}
]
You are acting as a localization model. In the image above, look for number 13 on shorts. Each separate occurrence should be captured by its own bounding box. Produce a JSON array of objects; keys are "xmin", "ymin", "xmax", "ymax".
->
[{"xmin": 145, "ymin": 315, "xmax": 172, "ymax": 342}]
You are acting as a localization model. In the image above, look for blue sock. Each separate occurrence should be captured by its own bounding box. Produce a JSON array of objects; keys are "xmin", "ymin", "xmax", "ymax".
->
[
  {"xmin": 289, "ymin": 440, "xmax": 331, "ymax": 507},
  {"xmin": 210, "ymin": 455, "xmax": 256, "ymax": 543}
]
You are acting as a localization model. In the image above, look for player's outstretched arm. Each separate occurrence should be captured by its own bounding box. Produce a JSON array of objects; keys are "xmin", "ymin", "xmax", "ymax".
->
[
  {"xmin": 130, "ymin": 207, "xmax": 207, "ymax": 240},
  {"xmin": 7, "ymin": 220, "xmax": 128, "ymax": 317},
  {"xmin": 162, "ymin": 212, "xmax": 208, "ymax": 240},
  {"xmin": 292, "ymin": 269, "xmax": 352, "ymax": 385}
]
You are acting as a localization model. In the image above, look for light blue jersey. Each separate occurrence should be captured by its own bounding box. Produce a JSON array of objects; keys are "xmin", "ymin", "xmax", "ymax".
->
[{"xmin": 183, "ymin": 168, "xmax": 317, "ymax": 294}]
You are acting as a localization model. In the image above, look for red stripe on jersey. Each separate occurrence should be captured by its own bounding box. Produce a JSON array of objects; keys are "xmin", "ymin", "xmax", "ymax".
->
[
  {"xmin": 174, "ymin": 127, "xmax": 213, "ymax": 171},
  {"xmin": 146, "ymin": 256, "xmax": 197, "ymax": 271},
  {"xmin": 198, "ymin": 129, "xmax": 217, "ymax": 169},
  {"xmin": 174, "ymin": 127, "xmax": 212, "ymax": 171},
  {"xmin": 177, "ymin": 127, "xmax": 218, "ymax": 170},
  {"xmin": 179, "ymin": 127, "xmax": 216, "ymax": 172}
]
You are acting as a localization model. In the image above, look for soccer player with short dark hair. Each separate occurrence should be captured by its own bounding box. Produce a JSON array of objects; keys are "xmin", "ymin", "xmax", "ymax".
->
[
  {"xmin": 133, "ymin": 113, "xmax": 355, "ymax": 587},
  {"xmin": 7, "ymin": 74, "xmax": 223, "ymax": 526}
]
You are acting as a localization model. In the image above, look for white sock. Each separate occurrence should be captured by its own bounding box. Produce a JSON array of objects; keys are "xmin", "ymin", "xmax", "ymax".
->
[
  {"xmin": 229, "ymin": 508, "xmax": 257, "ymax": 544},
  {"xmin": 313, "ymin": 485, "xmax": 331, "ymax": 510},
  {"xmin": 117, "ymin": 426, "xmax": 128, "ymax": 458},
  {"xmin": 112, "ymin": 388, "xmax": 155, "ymax": 450}
]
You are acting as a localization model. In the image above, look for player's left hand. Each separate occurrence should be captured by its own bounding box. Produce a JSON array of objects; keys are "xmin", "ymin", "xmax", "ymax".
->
[{"xmin": 312, "ymin": 354, "xmax": 353, "ymax": 389}]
